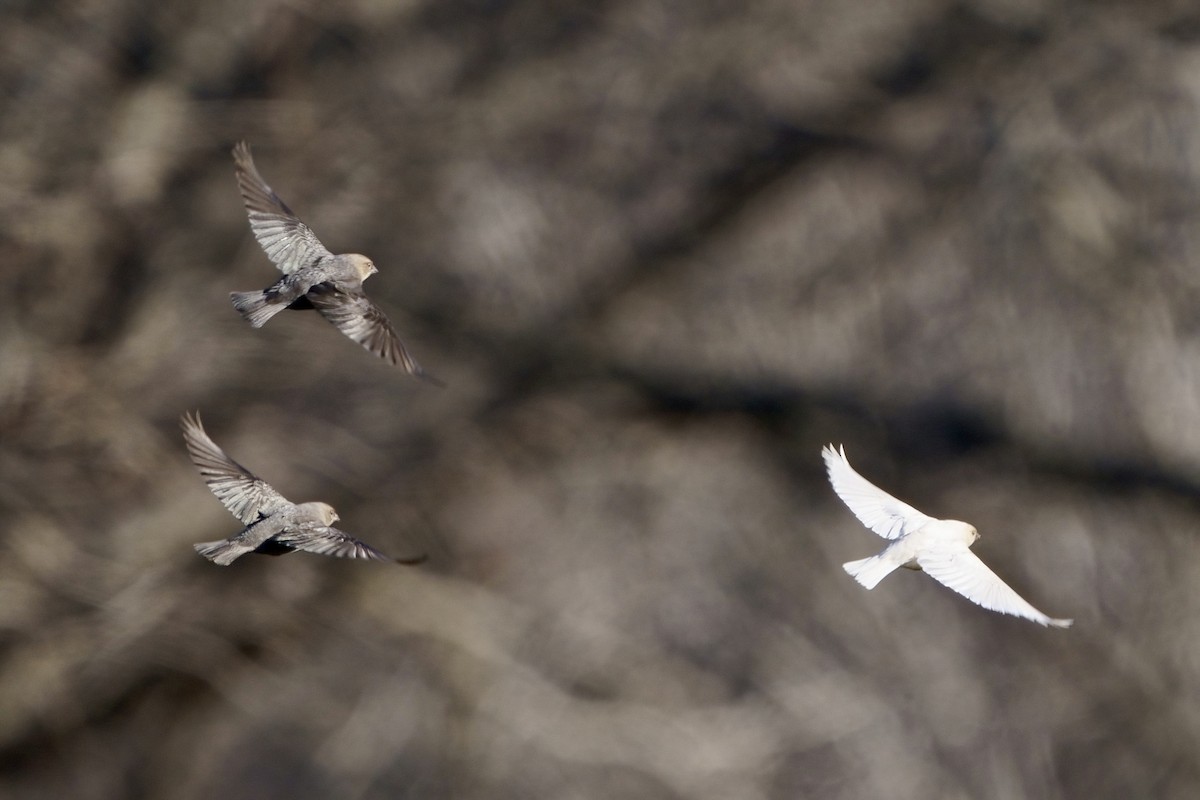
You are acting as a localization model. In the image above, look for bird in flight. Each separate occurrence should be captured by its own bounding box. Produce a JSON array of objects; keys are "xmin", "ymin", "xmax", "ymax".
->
[
  {"xmin": 182, "ymin": 411, "xmax": 426, "ymax": 566},
  {"xmin": 229, "ymin": 141, "xmax": 441, "ymax": 385},
  {"xmin": 822, "ymin": 444, "xmax": 1072, "ymax": 628}
]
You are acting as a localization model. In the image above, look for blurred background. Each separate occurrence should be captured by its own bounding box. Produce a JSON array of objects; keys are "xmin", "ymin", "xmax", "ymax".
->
[{"xmin": 2, "ymin": 0, "xmax": 1199, "ymax": 797}]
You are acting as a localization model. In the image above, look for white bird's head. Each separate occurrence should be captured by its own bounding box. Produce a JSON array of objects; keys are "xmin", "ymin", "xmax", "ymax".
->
[
  {"xmin": 936, "ymin": 520, "xmax": 980, "ymax": 546},
  {"xmin": 349, "ymin": 255, "xmax": 377, "ymax": 282}
]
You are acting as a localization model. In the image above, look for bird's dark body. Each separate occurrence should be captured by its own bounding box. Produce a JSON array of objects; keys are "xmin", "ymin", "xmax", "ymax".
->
[{"xmin": 253, "ymin": 539, "xmax": 297, "ymax": 556}]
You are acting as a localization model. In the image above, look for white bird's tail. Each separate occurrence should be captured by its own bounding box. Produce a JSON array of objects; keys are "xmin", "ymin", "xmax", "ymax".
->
[
  {"xmin": 230, "ymin": 290, "xmax": 288, "ymax": 328},
  {"xmin": 193, "ymin": 539, "xmax": 251, "ymax": 566},
  {"xmin": 842, "ymin": 555, "xmax": 900, "ymax": 590}
]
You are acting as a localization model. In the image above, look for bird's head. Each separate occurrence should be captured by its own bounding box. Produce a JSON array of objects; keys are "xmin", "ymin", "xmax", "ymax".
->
[
  {"xmin": 313, "ymin": 502, "xmax": 340, "ymax": 525},
  {"xmin": 944, "ymin": 520, "xmax": 980, "ymax": 545},
  {"xmin": 350, "ymin": 255, "xmax": 377, "ymax": 281}
]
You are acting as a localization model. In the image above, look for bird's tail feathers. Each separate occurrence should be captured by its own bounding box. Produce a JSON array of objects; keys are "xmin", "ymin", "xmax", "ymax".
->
[
  {"xmin": 193, "ymin": 539, "xmax": 250, "ymax": 566},
  {"xmin": 843, "ymin": 555, "xmax": 900, "ymax": 590},
  {"xmin": 230, "ymin": 291, "xmax": 287, "ymax": 328}
]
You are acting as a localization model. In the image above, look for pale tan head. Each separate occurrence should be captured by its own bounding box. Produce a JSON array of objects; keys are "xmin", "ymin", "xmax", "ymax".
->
[
  {"xmin": 298, "ymin": 501, "xmax": 340, "ymax": 525},
  {"xmin": 348, "ymin": 254, "xmax": 378, "ymax": 282}
]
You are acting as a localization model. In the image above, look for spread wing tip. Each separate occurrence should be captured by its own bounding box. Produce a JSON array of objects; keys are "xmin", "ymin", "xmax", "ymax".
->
[
  {"xmin": 821, "ymin": 442, "xmax": 849, "ymax": 467},
  {"xmin": 412, "ymin": 366, "xmax": 446, "ymax": 387}
]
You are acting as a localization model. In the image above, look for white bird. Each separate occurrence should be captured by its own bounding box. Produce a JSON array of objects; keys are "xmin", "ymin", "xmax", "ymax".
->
[{"xmin": 822, "ymin": 444, "xmax": 1072, "ymax": 628}]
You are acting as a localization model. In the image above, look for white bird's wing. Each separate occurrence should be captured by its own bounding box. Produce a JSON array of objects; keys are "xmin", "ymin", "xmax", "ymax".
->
[
  {"xmin": 822, "ymin": 444, "xmax": 934, "ymax": 540},
  {"xmin": 274, "ymin": 525, "xmax": 395, "ymax": 562},
  {"xmin": 916, "ymin": 542, "xmax": 1073, "ymax": 628},
  {"xmin": 232, "ymin": 141, "xmax": 333, "ymax": 275},
  {"xmin": 181, "ymin": 411, "xmax": 291, "ymax": 525}
]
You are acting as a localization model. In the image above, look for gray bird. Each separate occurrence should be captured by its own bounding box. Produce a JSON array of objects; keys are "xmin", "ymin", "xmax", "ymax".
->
[
  {"xmin": 182, "ymin": 411, "xmax": 424, "ymax": 566},
  {"xmin": 229, "ymin": 141, "xmax": 441, "ymax": 384},
  {"xmin": 823, "ymin": 444, "xmax": 1072, "ymax": 628}
]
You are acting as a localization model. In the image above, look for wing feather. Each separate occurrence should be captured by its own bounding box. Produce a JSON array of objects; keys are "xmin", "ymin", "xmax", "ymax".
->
[
  {"xmin": 306, "ymin": 285, "xmax": 442, "ymax": 384},
  {"xmin": 916, "ymin": 543, "xmax": 1073, "ymax": 627},
  {"xmin": 232, "ymin": 141, "xmax": 333, "ymax": 275},
  {"xmin": 274, "ymin": 525, "xmax": 394, "ymax": 562},
  {"xmin": 822, "ymin": 444, "xmax": 934, "ymax": 540},
  {"xmin": 180, "ymin": 412, "xmax": 291, "ymax": 524}
]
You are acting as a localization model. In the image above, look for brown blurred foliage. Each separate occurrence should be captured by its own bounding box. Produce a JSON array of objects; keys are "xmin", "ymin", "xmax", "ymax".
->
[{"xmin": 2, "ymin": 1, "xmax": 1200, "ymax": 798}]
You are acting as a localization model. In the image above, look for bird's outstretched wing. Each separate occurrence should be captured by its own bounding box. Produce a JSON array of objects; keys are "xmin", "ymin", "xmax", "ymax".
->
[
  {"xmin": 306, "ymin": 284, "xmax": 443, "ymax": 385},
  {"xmin": 181, "ymin": 411, "xmax": 291, "ymax": 524},
  {"xmin": 232, "ymin": 141, "xmax": 333, "ymax": 275},
  {"xmin": 916, "ymin": 542, "xmax": 1073, "ymax": 627},
  {"xmin": 823, "ymin": 444, "xmax": 934, "ymax": 540},
  {"xmin": 274, "ymin": 525, "xmax": 396, "ymax": 562}
]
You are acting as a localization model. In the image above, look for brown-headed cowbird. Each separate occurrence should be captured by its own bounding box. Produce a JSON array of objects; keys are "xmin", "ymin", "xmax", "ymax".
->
[
  {"xmin": 229, "ymin": 142, "xmax": 441, "ymax": 384},
  {"xmin": 182, "ymin": 411, "xmax": 426, "ymax": 566}
]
